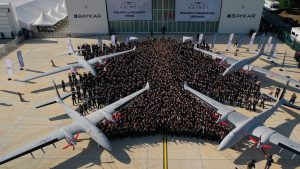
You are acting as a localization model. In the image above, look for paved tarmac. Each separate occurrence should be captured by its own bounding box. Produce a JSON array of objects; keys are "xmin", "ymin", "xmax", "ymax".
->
[{"xmin": 0, "ymin": 35, "xmax": 300, "ymax": 169}]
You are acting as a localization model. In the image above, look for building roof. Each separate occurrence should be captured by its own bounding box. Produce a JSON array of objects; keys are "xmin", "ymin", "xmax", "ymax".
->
[{"xmin": 1, "ymin": 0, "xmax": 34, "ymax": 7}]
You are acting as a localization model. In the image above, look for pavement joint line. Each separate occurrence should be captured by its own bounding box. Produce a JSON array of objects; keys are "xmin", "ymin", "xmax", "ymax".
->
[
  {"xmin": 0, "ymin": 90, "xmax": 46, "ymax": 147},
  {"xmin": 34, "ymin": 102, "xmax": 73, "ymax": 168},
  {"xmin": 197, "ymin": 138, "xmax": 205, "ymax": 169},
  {"xmin": 163, "ymin": 133, "xmax": 168, "ymax": 169},
  {"xmin": 146, "ymin": 136, "xmax": 149, "ymax": 169}
]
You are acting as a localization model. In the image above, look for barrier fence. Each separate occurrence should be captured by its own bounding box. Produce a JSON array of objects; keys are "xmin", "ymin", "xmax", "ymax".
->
[
  {"xmin": 0, "ymin": 36, "xmax": 24, "ymax": 59},
  {"xmin": 33, "ymin": 32, "xmax": 68, "ymax": 39}
]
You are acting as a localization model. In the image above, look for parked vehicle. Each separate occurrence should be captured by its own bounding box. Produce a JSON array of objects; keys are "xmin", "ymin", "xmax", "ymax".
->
[
  {"xmin": 291, "ymin": 27, "xmax": 300, "ymax": 42},
  {"xmin": 264, "ymin": 0, "xmax": 280, "ymax": 12}
]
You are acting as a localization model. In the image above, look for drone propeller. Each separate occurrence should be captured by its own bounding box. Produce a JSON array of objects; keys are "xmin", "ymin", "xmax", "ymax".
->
[
  {"xmin": 62, "ymin": 132, "xmax": 80, "ymax": 151},
  {"xmin": 211, "ymin": 114, "xmax": 229, "ymax": 126},
  {"xmin": 250, "ymin": 136, "xmax": 272, "ymax": 155}
]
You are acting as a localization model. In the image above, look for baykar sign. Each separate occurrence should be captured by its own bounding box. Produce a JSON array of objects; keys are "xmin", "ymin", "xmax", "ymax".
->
[
  {"xmin": 227, "ymin": 14, "xmax": 256, "ymax": 19},
  {"xmin": 107, "ymin": 0, "xmax": 152, "ymax": 21},
  {"xmin": 175, "ymin": 0, "xmax": 222, "ymax": 21},
  {"xmin": 74, "ymin": 14, "xmax": 101, "ymax": 19}
]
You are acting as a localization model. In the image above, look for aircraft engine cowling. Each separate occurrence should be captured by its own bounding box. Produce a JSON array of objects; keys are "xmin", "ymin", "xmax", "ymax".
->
[{"xmin": 216, "ymin": 109, "xmax": 234, "ymax": 123}]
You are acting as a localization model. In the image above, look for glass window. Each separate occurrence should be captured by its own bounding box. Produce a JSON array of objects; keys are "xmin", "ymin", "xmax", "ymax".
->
[
  {"xmin": 157, "ymin": 10, "xmax": 162, "ymax": 21},
  {"xmin": 157, "ymin": 21, "xmax": 163, "ymax": 33},
  {"xmin": 153, "ymin": 0, "xmax": 158, "ymax": 9},
  {"xmin": 200, "ymin": 22, "xmax": 205, "ymax": 33},
  {"xmin": 169, "ymin": 0, "xmax": 175, "ymax": 9},
  {"xmin": 153, "ymin": 10, "xmax": 158, "ymax": 20},
  {"xmin": 125, "ymin": 21, "xmax": 130, "ymax": 32},
  {"xmin": 144, "ymin": 21, "xmax": 149, "ymax": 33},
  {"xmin": 162, "ymin": 0, "xmax": 168, "ymax": 10},
  {"xmin": 149, "ymin": 21, "xmax": 153, "ymax": 33}
]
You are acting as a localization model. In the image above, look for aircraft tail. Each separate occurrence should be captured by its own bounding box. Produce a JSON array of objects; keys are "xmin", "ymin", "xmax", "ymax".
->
[
  {"xmin": 57, "ymin": 38, "xmax": 82, "ymax": 56},
  {"xmin": 67, "ymin": 37, "xmax": 75, "ymax": 54},
  {"xmin": 35, "ymin": 92, "xmax": 71, "ymax": 108},
  {"xmin": 52, "ymin": 80, "xmax": 63, "ymax": 104},
  {"xmin": 35, "ymin": 80, "xmax": 73, "ymax": 108}
]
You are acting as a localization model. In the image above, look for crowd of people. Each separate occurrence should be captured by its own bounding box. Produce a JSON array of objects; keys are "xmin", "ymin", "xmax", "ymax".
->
[{"xmin": 63, "ymin": 37, "xmax": 264, "ymax": 142}]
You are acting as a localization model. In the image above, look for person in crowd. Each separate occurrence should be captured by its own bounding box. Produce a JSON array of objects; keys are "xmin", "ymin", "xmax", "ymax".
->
[
  {"xmin": 71, "ymin": 92, "xmax": 76, "ymax": 105},
  {"xmin": 275, "ymin": 87, "xmax": 281, "ymax": 98},
  {"xmin": 247, "ymin": 159, "xmax": 256, "ymax": 169},
  {"xmin": 61, "ymin": 80, "xmax": 66, "ymax": 92},
  {"xmin": 264, "ymin": 154, "xmax": 274, "ymax": 169},
  {"xmin": 289, "ymin": 93, "xmax": 297, "ymax": 105},
  {"xmin": 67, "ymin": 38, "xmax": 262, "ymax": 141}
]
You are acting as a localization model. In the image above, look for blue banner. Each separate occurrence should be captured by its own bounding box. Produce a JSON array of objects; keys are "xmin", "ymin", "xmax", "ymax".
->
[{"xmin": 17, "ymin": 51, "xmax": 24, "ymax": 68}]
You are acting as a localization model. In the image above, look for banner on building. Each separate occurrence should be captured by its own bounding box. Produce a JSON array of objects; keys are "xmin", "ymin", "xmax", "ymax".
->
[
  {"xmin": 175, "ymin": 0, "xmax": 222, "ymax": 21},
  {"xmin": 17, "ymin": 51, "xmax": 25, "ymax": 69},
  {"xmin": 107, "ymin": 0, "xmax": 152, "ymax": 21},
  {"xmin": 226, "ymin": 33, "xmax": 234, "ymax": 51}
]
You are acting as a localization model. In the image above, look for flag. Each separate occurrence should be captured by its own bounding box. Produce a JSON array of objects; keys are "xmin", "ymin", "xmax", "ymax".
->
[
  {"xmin": 211, "ymin": 33, "xmax": 217, "ymax": 49},
  {"xmin": 5, "ymin": 59, "xmax": 13, "ymax": 80},
  {"xmin": 97, "ymin": 36, "xmax": 102, "ymax": 50},
  {"xmin": 270, "ymin": 39, "xmax": 277, "ymax": 58},
  {"xmin": 198, "ymin": 34, "xmax": 203, "ymax": 44},
  {"xmin": 70, "ymin": 67, "xmax": 77, "ymax": 74},
  {"xmin": 111, "ymin": 35, "xmax": 116, "ymax": 46},
  {"xmin": 17, "ymin": 51, "xmax": 25, "ymax": 69},
  {"xmin": 248, "ymin": 32, "xmax": 256, "ymax": 51},
  {"xmin": 257, "ymin": 34, "xmax": 266, "ymax": 50},
  {"xmin": 125, "ymin": 36, "xmax": 130, "ymax": 44},
  {"xmin": 267, "ymin": 36, "xmax": 273, "ymax": 47},
  {"xmin": 183, "ymin": 36, "xmax": 193, "ymax": 43},
  {"xmin": 5, "ymin": 59, "xmax": 12, "ymax": 69},
  {"xmin": 226, "ymin": 33, "xmax": 234, "ymax": 51}
]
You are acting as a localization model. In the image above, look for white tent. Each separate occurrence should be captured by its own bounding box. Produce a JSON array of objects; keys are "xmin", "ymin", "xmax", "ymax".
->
[
  {"xmin": 55, "ymin": 3, "xmax": 67, "ymax": 16},
  {"xmin": 48, "ymin": 8, "xmax": 64, "ymax": 20},
  {"xmin": 61, "ymin": 0, "xmax": 66, "ymax": 10},
  {"xmin": 32, "ymin": 12, "xmax": 57, "ymax": 26},
  {"xmin": 9, "ymin": 0, "xmax": 67, "ymax": 29}
]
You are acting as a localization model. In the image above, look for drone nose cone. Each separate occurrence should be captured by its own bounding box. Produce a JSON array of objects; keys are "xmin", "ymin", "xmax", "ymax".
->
[
  {"xmin": 218, "ymin": 145, "xmax": 226, "ymax": 151},
  {"xmin": 222, "ymin": 70, "xmax": 228, "ymax": 76},
  {"xmin": 102, "ymin": 141, "xmax": 112, "ymax": 152},
  {"xmin": 218, "ymin": 140, "xmax": 229, "ymax": 151}
]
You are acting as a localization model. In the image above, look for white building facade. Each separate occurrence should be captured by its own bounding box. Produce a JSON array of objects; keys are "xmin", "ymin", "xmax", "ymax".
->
[
  {"xmin": 0, "ymin": 3, "xmax": 20, "ymax": 38},
  {"xmin": 66, "ymin": 0, "xmax": 264, "ymax": 36}
]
